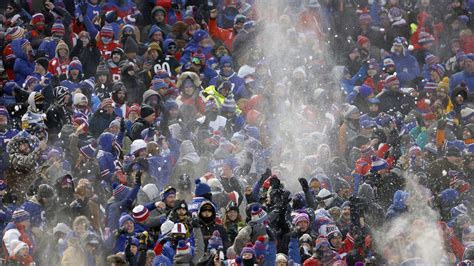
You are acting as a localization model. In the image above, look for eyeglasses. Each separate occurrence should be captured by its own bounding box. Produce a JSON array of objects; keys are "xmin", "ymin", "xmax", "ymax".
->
[{"xmin": 168, "ymin": 45, "xmax": 177, "ymax": 50}]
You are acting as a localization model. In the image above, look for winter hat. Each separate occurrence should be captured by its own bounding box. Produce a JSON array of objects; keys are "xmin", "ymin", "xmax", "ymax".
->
[
  {"xmin": 130, "ymin": 139, "xmax": 147, "ymax": 155},
  {"xmin": 325, "ymin": 224, "xmax": 342, "ymax": 241},
  {"xmin": 51, "ymin": 21, "xmax": 65, "ymax": 35},
  {"xmin": 276, "ymin": 253, "xmax": 289, "ymax": 263},
  {"xmin": 147, "ymin": 42, "xmax": 161, "ymax": 53},
  {"xmin": 461, "ymin": 108, "xmax": 474, "ymax": 123},
  {"xmin": 208, "ymin": 230, "xmax": 224, "ymax": 251},
  {"xmin": 171, "ymin": 223, "xmax": 187, "ymax": 235},
  {"xmin": 221, "ymin": 97, "xmax": 237, "ymax": 113},
  {"xmin": 385, "ymin": 74, "xmax": 400, "ymax": 88},
  {"xmin": 357, "ymin": 35, "xmax": 370, "ymax": 47},
  {"xmin": 119, "ymin": 213, "xmax": 134, "ymax": 227},
  {"xmin": 126, "ymin": 104, "xmax": 140, "ymax": 118},
  {"xmin": 436, "ymin": 77, "xmax": 450, "ymax": 94},
  {"xmin": 314, "ymin": 235, "xmax": 330, "ymax": 250},
  {"xmin": 430, "ymin": 64, "xmax": 445, "ymax": 79},
  {"xmin": 7, "ymin": 26, "xmax": 25, "ymax": 40},
  {"xmin": 12, "ymin": 209, "xmax": 30, "ymax": 223},
  {"xmin": 150, "ymin": 78, "xmax": 168, "ymax": 91},
  {"xmin": 456, "ymin": 52, "xmax": 467, "ymax": 63},
  {"xmin": 358, "ymin": 84, "xmax": 373, "ymax": 98},
  {"xmin": 254, "ymin": 236, "xmax": 266, "ymax": 258},
  {"xmin": 0, "ymin": 107, "xmax": 9, "ymax": 120},
  {"xmin": 240, "ymin": 243, "xmax": 256, "ymax": 258},
  {"xmin": 317, "ymin": 188, "xmax": 335, "ymax": 207},
  {"xmin": 55, "ymin": 40, "xmax": 69, "ymax": 54},
  {"xmin": 0, "ymin": 180, "xmax": 7, "ymax": 191},
  {"xmin": 234, "ymin": 14, "xmax": 246, "ymax": 24},
  {"xmin": 161, "ymin": 186, "xmax": 176, "ymax": 201},
  {"xmin": 140, "ymin": 104, "xmax": 155, "ymax": 119},
  {"xmin": 425, "ymin": 54, "xmax": 439, "ymax": 65},
  {"xmin": 130, "ymin": 237, "xmax": 139, "ymax": 247},
  {"xmin": 79, "ymin": 143, "xmax": 97, "ymax": 159},
  {"xmin": 383, "ymin": 58, "xmax": 395, "ymax": 69},
  {"xmin": 251, "ymin": 204, "xmax": 268, "ymax": 223},
  {"xmin": 445, "ymin": 147, "xmax": 462, "ymax": 157},
  {"xmin": 132, "ymin": 205, "xmax": 150, "ymax": 223},
  {"xmin": 418, "ymin": 31, "xmax": 434, "ymax": 45},
  {"xmin": 205, "ymin": 99, "xmax": 219, "ymax": 113},
  {"xmin": 73, "ymin": 116, "xmax": 89, "ymax": 132},
  {"xmin": 81, "ymin": 78, "xmax": 96, "ymax": 92},
  {"xmin": 371, "ymin": 156, "xmax": 388, "ymax": 171},
  {"xmin": 343, "ymin": 105, "xmax": 359, "ymax": 119},
  {"xmin": 47, "ymin": 149, "xmax": 61, "ymax": 160},
  {"xmin": 11, "ymin": 240, "xmax": 28, "ymax": 256},
  {"xmin": 35, "ymin": 57, "xmax": 49, "ymax": 71},
  {"xmin": 73, "ymin": 93, "xmax": 88, "ymax": 106},
  {"xmin": 192, "ymin": 29, "xmax": 209, "ymax": 43},
  {"xmin": 176, "ymin": 240, "xmax": 191, "ymax": 255},
  {"xmin": 68, "ymin": 60, "xmax": 83, "ymax": 72},
  {"xmin": 292, "ymin": 213, "xmax": 310, "ymax": 225},
  {"xmin": 96, "ymin": 62, "xmax": 109, "ymax": 76},
  {"xmin": 359, "ymin": 13, "xmax": 372, "ymax": 25},
  {"xmin": 100, "ymin": 24, "xmax": 114, "ymax": 38},
  {"xmin": 160, "ymin": 220, "xmax": 174, "ymax": 236},
  {"xmin": 53, "ymin": 222, "xmax": 72, "ymax": 235},
  {"xmin": 388, "ymin": 7, "xmax": 403, "ymax": 22},
  {"xmin": 194, "ymin": 179, "xmax": 211, "ymax": 197},
  {"xmin": 299, "ymin": 234, "xmax": 313, "ymax": 245},
  {"xmin": 112, "ymin": 183, "xmax": 130, "ymax": 201}
]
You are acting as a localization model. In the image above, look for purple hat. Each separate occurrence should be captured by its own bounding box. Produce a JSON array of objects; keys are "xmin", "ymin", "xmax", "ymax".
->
[
  {"xmin": 358, "ymin": 84, "xmax": 374, "ymax": 98},
  {"xmin": 119, "ymin": 213, "xmax": 134, "ymax": 227}
]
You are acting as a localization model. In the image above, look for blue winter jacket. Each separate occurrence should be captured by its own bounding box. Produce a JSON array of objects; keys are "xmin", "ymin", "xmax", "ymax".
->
[
  {"xmin": 106, "ymin": 183, "xmax": 140, "ymax": 231},
  {"xmin": 390, "ymin": 52, "xmax": 421, "ymax": 86},
  {"xmin": 97, "ymin": 132, "xmax": 119, "ymax": 183},
  {"xmin": 385, "ymin": 190, "xmax": 409, "ymax": 220},
  {"xmin": 12, "ymin": 39, "xmax": 34, "ymax": 86},
  {"xmin": 450, "ymin": 70, "xmax": 474, "ymax": 96}
]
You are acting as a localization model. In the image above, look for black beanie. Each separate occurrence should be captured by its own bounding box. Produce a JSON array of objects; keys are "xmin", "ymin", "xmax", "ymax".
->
[
  {"xmin": 124, "ymin": 37, "xmax": 138, "ymax": 54},
  {"xmin": 140, "ymin": 104, "xmax": 155, "ymax": 118},
  {"xmin": 35, "ymin": 57, "xmax": 49, "ymax": 71}
]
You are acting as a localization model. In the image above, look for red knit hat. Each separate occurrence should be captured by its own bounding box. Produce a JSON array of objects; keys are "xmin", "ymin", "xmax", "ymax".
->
[
  {"xmin": 126, "ymin": 104, "xmax": 141, "ymax": 118},
  {"xmin": 31, "ymin": 13, "xmax": 45, "ymax": 25},
  {"xmin": 132, "ymin": 205, "xmax": 150, "ymax": 223}
]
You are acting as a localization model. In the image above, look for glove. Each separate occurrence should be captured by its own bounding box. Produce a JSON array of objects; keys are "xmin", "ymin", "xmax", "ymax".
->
[
  {"xmin": 298, "ymin": 178, "xmax": 309, "ymax": 192},
  {"xmin": 147, "ymin": 126, "xmax": 155, "ymax": 139},
  {"xmin": 135, "ymin": 171, "xmax": 142, "ymax": 186},
  {"xmin": 265, "ymin": 226, "xmax": 275, "ymax": 241},
  {"xmin": 120, "ymin": 117, "xmax": 125, "ymax": 133},
  {"xmin": 114, "ymin": 227, "xmax": 127, "ymax": 237},
  {"xmin": 191, "ymin": 217, "xmax": 200, "ymax": 228},
  {"xmin": 80, "ymin": 2, "xmax": 88, "ymax": 15}
]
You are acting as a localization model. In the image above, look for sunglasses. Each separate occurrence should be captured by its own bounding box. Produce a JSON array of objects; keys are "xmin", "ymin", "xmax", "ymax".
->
[{"xmin": 168, "ymin": 45, "xmax": 177, "ymax": 50}]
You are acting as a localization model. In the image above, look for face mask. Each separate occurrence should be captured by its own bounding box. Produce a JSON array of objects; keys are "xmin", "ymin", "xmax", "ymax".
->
[{"xmin": 102, "ymin": 37, "xmax": 112, "ymax": 44}]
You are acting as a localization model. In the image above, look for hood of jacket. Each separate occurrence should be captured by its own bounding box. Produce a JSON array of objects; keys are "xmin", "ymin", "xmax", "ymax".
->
[
  {"xmin": 11, "ymin": 38, "xmax": 29, "ymax": 61},
  {"xmin": 98, "ymin": 132, "xmax": 115, "ymax": 153}
]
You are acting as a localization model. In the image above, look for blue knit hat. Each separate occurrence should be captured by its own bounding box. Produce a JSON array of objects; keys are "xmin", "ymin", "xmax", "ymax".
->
[
  {"xmin": 112, "ymin": 183, "xmax": 130, "ymax": 201},
  {"xmin": 358, "ymin": 84, "xmax": 373, "ymax": 98},
  {"xmin": 192, "ymin": 30, "xmax": 209, "ymax": 43},
  {"xmin": 80, "ymin": 143, "xmax": 97, "ymax": 160},
  {"xmin": 241, "ymin": 243, "xmax": 256, "ymax": 259},
  {"xmin": 130, "ymin": 237, "xmax": 139, "ymax": 246},
  {"xmin": 194, "ymin": 179, "xmax": 211, "ymax": 197},
  {"xmin": 150, "ymin": 78, "xmax": 167, "ymax": 91},
  {"xmin": 221, "ymin": 97, "xmax": 237, "ymax": 113},
  {"xmin": 119, "ymin": 213, "xmax": 134, "ymax": 227},
  {"xmin": 161, "ymin": 186, "xmax": 177, "ymax": 201},
  {"xmin": 68, "ymin": 60, "xmax": 83, "ymax": 73}
]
